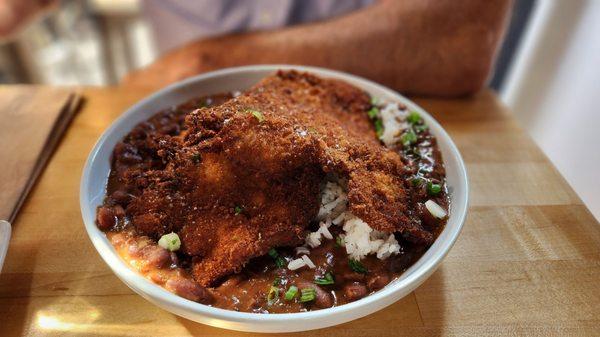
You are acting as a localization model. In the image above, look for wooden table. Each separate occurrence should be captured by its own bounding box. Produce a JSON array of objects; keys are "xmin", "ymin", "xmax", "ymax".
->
[{"xmin": 0, "ymin": 88, "xmax": 598, "ymax": 336}]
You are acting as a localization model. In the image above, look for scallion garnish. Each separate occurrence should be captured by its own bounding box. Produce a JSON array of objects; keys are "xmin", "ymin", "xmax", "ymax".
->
[
  {"xmin": 370, "ymin": 96, "xmax": 379, "ymax": 106},
  {"xmin": 158, "ymin": 233, "xmax": 181, "ymax": 252},
  {"xmin": 248, "ymin": 109, "xmax": 265, "ymax": 122},
  {"xmin": 335, "ymin": 236, "xmax": 345, "ymax": 247},
  {"xmin": 190, "ymin": 153, "xmax": 201, "ymax": 163},
  {"xmin": 407, "ymin": 111, "xmax": 422, "ymax": 124},
  {"xmin": 268, "ymin": 249, "xmax": 285, "ymax": 268},
  {"xmin": 367, "ymin": 107, "xmax": 379, "ymax": 119},
  {"xmin": 267, "ymin": 286, "xmax": 279, "ymax": 305},
  {"xmin": 284, "ymin": 285, "xmax": 298, "ymax": 301},
  {"xmin": 234, "ymin": 206, "xmax": 244, "ymax": 215},
  {"xmin": 273, "ymin": 277, "xmax": 282, "ymax": 286},
  {"xmin": 348, "ymin": 259, "xmax": 368, "ymax": 274},
  {"xmin": 268, "ymin": 248, "xmax": 278, "ymax": 258},
  {"xmin": 374, "ymin": 119, "xmax": 384, "ymax": 138},
  {"xmin": 411, "ymin": 176, "xmax": 424, "ymax": 187},
  {"xmin": 401, "ymin": 129, "xmax": 418, "ymax": 147},
  {"xmin": 427, "ymin": 181, "xmax": 442, "ymax": 196},
  {"xmin": 314, "ymin": 272, "xmax": 335, "ymax": 285},
  {"xmin": 299, "ymin": 288, "xmax": 316, "ymax": 302}
]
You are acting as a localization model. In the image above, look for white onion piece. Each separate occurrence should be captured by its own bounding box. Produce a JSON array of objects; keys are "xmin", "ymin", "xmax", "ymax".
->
[
  {"xmin": 301, "ymin": 255, "xmax": 316, "ymax": 269},
  {"xmin": 288, "ymin": 258, "xmax": 306, "ymax": 270},
  {"xmin": 425, "ymin": 200, "xmax": 447, "ymax": 219}
]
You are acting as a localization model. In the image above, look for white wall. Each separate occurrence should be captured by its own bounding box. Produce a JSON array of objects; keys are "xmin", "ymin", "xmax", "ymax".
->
[{"xmin": 502, "ymin": 0, "xmax": 600, "ymax": 220}]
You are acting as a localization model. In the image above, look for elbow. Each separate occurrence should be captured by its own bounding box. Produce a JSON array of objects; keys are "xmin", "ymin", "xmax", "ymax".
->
[
  {"xmin": 451, "ymin": 58, "xmax": 493, "ymax": 97},
  {"xmin": 429, "ymin": 44, "xmax": 497, "ymax": 98}
]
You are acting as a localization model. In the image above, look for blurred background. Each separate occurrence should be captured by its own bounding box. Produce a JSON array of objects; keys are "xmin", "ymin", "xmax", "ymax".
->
[{"xmin": 0, "ymin": 0, "xmax": 598, "ymax": 220}]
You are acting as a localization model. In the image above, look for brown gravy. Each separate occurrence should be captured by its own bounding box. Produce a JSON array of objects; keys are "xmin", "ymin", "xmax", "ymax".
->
[{"xmin": 96, "ymin": 93, "xmax": 448, "ymax": 313}]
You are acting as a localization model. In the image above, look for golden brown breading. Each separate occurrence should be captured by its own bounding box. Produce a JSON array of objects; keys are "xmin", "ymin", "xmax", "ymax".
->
[{"xmin": 126, "ymin": 70, "xmax": 432, "ymax": 286}]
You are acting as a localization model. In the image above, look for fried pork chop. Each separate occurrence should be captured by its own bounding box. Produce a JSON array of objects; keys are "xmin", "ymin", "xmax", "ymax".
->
[{"xmin": 125, "ymin": 71, "xmax": 431, "ymax": 286}]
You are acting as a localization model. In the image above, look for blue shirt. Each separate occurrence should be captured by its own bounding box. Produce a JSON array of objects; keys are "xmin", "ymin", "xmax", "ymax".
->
[{"xmin": 143, "ymin": 0, "xmax": 375, "ymax": 53}]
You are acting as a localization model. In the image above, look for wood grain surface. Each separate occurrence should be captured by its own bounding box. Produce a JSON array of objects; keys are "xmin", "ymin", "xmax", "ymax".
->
[{"xmin": 0, "ymin": 88, "xmax": 598, "ymax": 336}]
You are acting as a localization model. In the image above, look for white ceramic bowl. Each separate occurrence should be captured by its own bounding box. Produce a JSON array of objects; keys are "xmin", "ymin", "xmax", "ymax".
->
[
  {"xmin": 80, "ymin": 65, "xmax": 468, "ymax": 333},
  {"xmin": 0, "ymin": 220, "xmax": 10, "ymax": 273}
]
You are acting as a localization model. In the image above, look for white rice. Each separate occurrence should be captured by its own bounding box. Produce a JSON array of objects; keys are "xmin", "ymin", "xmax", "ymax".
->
[
  {"xmin": 289, "ymin": 100, "xmax": 409, "ymax": 270},
  {"xmin": 308, "ymin": 180, "xmax": 402, "ymax": 261}
]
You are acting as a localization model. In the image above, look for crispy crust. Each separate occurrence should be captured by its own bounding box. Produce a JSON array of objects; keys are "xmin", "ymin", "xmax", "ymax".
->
[{"xmin": 125, "ymin": 71, "xmax": 432, "ymax": 286}]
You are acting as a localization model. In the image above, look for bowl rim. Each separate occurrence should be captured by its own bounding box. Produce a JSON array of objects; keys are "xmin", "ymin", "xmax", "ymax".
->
[{"xmin": 80, "ymin": 64, "xmax": 469, "ymax": 324}]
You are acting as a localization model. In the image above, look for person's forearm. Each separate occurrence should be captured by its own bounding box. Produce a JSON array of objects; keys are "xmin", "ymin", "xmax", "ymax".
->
[
  {"xmin": 0, "ymin": 0, "xmax": 57, "ymax": 40},
  {"xmin": 124, "ymin": 0, "xmax": 512, "ymax": 97}
]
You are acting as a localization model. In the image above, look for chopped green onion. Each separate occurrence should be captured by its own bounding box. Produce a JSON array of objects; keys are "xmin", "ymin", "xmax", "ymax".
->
[
  {"xmin": 407, "ymin": 111, "xmax": 422, "ymax": 124},
  {"xmin": 370, "ymin": 96, "xmax": 379, "ymax": 106},
  {"xmin": 427, "ymin": 181, "xmax": 442, "ymax": 196},
  {"xmin": 234, "ymin": 206, "xmax": 244, "ymax": 215},
  {"xmin": 367, "ymin": 107, "xmax": 379, "ymax": 119},
  {"xmin": 335, "ymin": 236, "xmax": 345, "ymax": 247},
  {"xmin": 401, "ymin": 129, "xmax": 418, "ymax": 147},
  {"xmin": 267, "ymin": 286, "xmax": 279, "ymax": 305},
  {"xmin": 348, "ymin": 259, "xmax": 368, "ymax": 274},
  {"xmin": 268, "ymin": 248, "xmax": 278, "ymax": 258},
  {"xmin": 284, "ymin": 285, "xmax": 298, "ymax": 301},
  {"xmin": 190, "ymin": 153, "xmax": 201, "ymax": 163},
  {"xmin": 268, "ymin": 248, "xmax": 285, "ymax": 268},
  {"xmin": 299, "ymin": 288, "xmax": 316, "ymax": 302},
  {"xmin": 158, "ymin": 232, "xmax": 181, "ymax": 252},
  {"xmin": 418, "ymin": 167, "xmax": 431, "ymax": 175},
  {"xmin": 411, "ymin": 176, "xmax": 424, "ymax": 187},
  {"xmin": 374, "ymin": 119, "xmax": 384, "ymax": 138},
  {"xmin": 273, "ymin": 277, "xmax": 282, "ymax": 286},
  {"xmin": 314, "ymin": 272, "xmax": 335, "ymax": 285},
  {"xmin": 248, "ymin": 109, "xmax": 265, "ymax": 122}
]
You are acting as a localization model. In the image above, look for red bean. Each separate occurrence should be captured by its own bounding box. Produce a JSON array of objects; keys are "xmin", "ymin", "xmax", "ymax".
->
[
  {"xmin": 96, "ymin": 206, "xmax": 116, "ymax": 230},
  {"xmin": 367, "ymin": 275, "xmax": 390, "ymax": 291},
  {"xmin": 127, "ymin": 241, "xmax": 141, "ymax": 257},
  {"xmin": 143, "ymin": 245, "xmax": 172, "ymax": 269},
  {"xmin": 343, "ymin": 282, "xmax": 368, "ymax": 301},
  {"xmin": 296, "ymin": 279, "xmax": 334, "ymax": 309},
  {"xmin": 109, "ymin": 232, "xmax": 127, "ymax": 246},
  {"xmin": 111, "ymin": 190, "xmax": 131, "ymax": 205},
  {"xmin": 341, "ymin": 272, "xmax": 366, "ymax": 282},
  {"xmin": 218, "ymin": 274, "xmax": 245, "ymax": 289},
  {"xmin": 113, "ymin": 205, "xmax": 126, "ymax": 218},
  {"xmin": 166, "ymin": 278, "xmax": 213, "ymax": 304},
  {"xmin": 149, "ymin": 272, "xmax": 168, "ymax": 285},
  {"xmin": 388, "ymin": 252, "xmax": 415, "ymax": 273}
]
